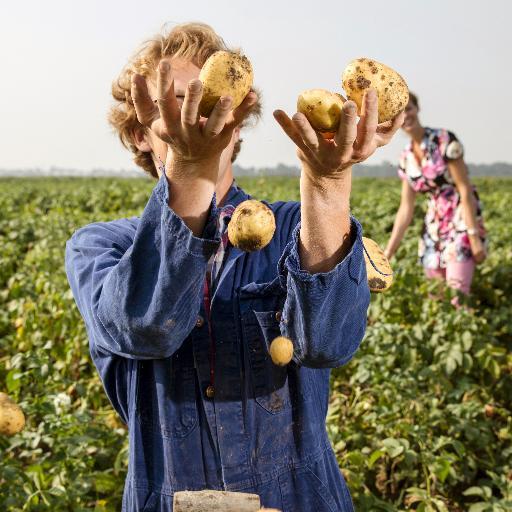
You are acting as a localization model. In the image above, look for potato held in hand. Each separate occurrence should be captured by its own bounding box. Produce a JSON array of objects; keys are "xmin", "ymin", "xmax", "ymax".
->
[
  {"xmin": 297, "ymin": 89, "xmax": 345, "ymax": 134},
  {"xmin": 198, "ymin": 50, "xmax": 253, "ymax": 117},
  {"xmin": 342, "ymin": 58, "xmax": 409, "ymax": 123},
  {"xmin": 0, "ymin": 392, "xmax": 25, "ymax": 436},
  {"xmin": 362, "ymin": 237, "xmax": 393, "ymax": 293},
  {"xmin": 228, "ymin": 200, "xmax": 276, "ymax": 252}
]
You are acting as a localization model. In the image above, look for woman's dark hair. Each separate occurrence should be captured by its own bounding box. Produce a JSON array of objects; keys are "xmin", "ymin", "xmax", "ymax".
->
[{"xmin": 408, "ymin": 91, "xmax": 419, "ymax": 109}]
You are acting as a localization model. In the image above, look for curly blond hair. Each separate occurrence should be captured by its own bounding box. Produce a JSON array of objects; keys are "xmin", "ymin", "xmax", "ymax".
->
[{"xmin": 108, "ymin": 22, "xmax": 261, "ymax": 178}]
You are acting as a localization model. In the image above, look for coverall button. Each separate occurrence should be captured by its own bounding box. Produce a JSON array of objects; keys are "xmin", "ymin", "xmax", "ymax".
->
[{"xmin": 196, "ymin": 316, "xmax": 204, "ymax": 328}]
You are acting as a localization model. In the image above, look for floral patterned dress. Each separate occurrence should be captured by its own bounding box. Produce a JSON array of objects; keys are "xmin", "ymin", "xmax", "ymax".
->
[{"xmin": 398, "ymin": 127, "xmax": 487, "ymax": 269}]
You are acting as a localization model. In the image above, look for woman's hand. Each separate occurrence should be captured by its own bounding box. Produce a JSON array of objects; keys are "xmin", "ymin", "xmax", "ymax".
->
[
  {"xmin": 448, "ymin": 159, "xmax": 487, "ymax": 265},
  {"xmin": 273, "ymin": 89, "xmax": 404, "ymax": 185},
  {"xmin": 131, "ymin": 59, "xmax": 257, "ymax": 180},
  {"xmin": 469, "ymin": 236, "xmax": 487, "ymax": 264}
]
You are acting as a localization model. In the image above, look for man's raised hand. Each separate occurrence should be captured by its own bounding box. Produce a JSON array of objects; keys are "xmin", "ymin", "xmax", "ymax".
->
[
  {"xmin": 130, "ymin": 59, "xmax": 257, "ymax": 169},
  {"xmin": 274, "ymin": 89, "xmax": 405, "ymax": 183}
]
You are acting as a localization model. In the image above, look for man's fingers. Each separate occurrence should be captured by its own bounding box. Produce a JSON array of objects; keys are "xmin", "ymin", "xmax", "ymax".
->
[
  {"xmin": 376, "ymin": 111, "xmax": 405, "ymax": 146},
  {"xmin": 273, "ymin": 110, "xmax": 309, "ymax": 152},
  {"xmin": 292, "ymin": 113, "xmax": 324, "ymax": 150},
  {"xmin": 131, "ymin": 74, "xmax": 159, "ymax": 127},
  {"xmin": 231, "ymin": 91, "xmax": 258, "ymax": 126},
  {"xmin": 181, "ymin": 79, "xmax": 203, "ymax": 128},
  {"xmin": 204, "ymin": 96, "xmax": 233, "ymax": 137},
  {"xmin": 156, "ymin": 60, "xmax": 180, "ymax": 132},
  {"xmin": 354, "ymin": 88, "xmax": 378, "ymax": 159},
  {"xmin": 335, "ymin": 100, "xmax": 358, "ymax": 155}
]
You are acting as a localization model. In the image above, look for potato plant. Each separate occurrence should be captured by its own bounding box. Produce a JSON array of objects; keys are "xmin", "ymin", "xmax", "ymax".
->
[{"xmin": 0, "ymin": 176, "xmax": 510, "ymax": 511}]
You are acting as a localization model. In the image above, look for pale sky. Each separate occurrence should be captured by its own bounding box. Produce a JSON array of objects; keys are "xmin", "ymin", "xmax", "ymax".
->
[{"xmin": 1, "ymin": 0, "xmax": 511, "ymax": 172}]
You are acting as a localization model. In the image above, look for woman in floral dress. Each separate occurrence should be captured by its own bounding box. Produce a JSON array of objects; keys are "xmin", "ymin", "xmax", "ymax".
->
[{"xmin": 384, "ymin": 93, "xmax": 487, "ymax": 298}]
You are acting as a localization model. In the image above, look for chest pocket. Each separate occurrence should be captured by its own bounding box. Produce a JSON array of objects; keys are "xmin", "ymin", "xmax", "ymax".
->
[
  {"xmin": 242, "ymin": 308, "xmax": 292, "ymax": 414},
  {"xmin": 135, "ymin": 344, "xmax": 198, "ymax": 438}
]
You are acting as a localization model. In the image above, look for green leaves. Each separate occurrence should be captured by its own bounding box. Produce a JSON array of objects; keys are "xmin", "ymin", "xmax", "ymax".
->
[
  {"xmin": 328, "ymin": 178, "xmax": 512, "ymax": 511},
  {"xmin": 0, "ymin": 178, "xmax": 140, "ymax": 509},
  {"xmin": 367, "ymin": 449, "xmax": 386, "ymax": 468},
  {"xmin": 6, "ymin": 369, "xmax": 23, "ymax": 393},
  {"xmin": 381, "ymin": 438, "xmax": 407, "ymax": 458},
  {"xmin": 0, "ymin": 176, "xmax": 511, "ymax": 510},
  {"xmin": 464, "ymin": 486, "xmax": 493, "ymax": 498}
]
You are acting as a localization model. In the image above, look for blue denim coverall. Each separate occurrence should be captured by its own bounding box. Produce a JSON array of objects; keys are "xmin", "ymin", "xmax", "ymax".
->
[{"xmin": 65, "ymin": 174, "xmax": 370, "ymax": 511}]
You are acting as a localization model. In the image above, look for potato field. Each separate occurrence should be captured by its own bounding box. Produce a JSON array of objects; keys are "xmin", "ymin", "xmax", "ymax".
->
[{"xmin": 0, "ymin": 176, "xmax": 510, "ymax": 511}]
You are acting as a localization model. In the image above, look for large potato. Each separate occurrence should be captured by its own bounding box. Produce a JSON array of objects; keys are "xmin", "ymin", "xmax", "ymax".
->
[
  {"xmin": 228, "ymin": 200, "xmax": 276, "ymax": 252},
  {"xmin": 362, "ymin": 237, "xmax": 393, "ymax": 293},
  {"xmin": 0, "ymin": 392, "xmax": 25, "ymax": 436},
  {"xmin": 342, "ymin": 58, "xmax": 409, "ymax": 123},
  {"xmin": 198, "ymin": 51, "xmax": 253, "ymax": 118},
  {"xmin": 297, "ymin": 89, "xmax": 345, "ymax": 134}
]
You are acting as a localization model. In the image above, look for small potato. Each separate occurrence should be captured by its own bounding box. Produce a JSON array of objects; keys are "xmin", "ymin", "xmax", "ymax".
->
[
  {"xmin": 362, "ymin": 237, "xmax": 393, "ymax": 293},
  {"xmin": 198, "ymin": 50, "xmax": 253, "ymax": 117},
  {"xmin": 0, "ymin": 392, "xmax": 25, "ymax": 436},
  {"xmin": 297, "ymin": 89, "xmax": 346, "ymax": 133},
  {"xmin": 269, "ymin": 336, "xmax": 294, "ymax": 366},
  {"xmin": 342, "ymin": 58, "xmax": 409, "ymax": 123},
  {"xmin": 228, "ymin": 200, "xmax": 276, "ymax": 252}
]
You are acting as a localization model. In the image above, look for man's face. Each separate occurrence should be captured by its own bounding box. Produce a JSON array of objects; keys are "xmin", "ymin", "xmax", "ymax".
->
[{"xmin": 145, "ymin": 57, "xmax": 239, "ymax": 180}]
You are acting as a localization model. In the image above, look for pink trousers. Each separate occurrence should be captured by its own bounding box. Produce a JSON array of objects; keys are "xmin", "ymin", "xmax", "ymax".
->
[{"xmin": 425, "ymin": 259, "xmax": 475, "ymax": 295}]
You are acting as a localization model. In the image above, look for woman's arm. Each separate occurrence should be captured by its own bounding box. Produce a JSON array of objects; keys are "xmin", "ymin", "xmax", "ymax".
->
[
  {"xmin": 447, "ymin": 158, "xmax": 486, "ymax": 263},
  {"xmin": 384, "ymin": 179, "xmax": 417, "ymax": 259}
]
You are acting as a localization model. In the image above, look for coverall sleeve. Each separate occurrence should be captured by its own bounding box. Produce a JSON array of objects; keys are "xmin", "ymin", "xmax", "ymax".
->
[
  {"xmin": 278, "ymin": 217, "xmax": 370, "ymax": 368},
  {"xmin": 65, "ymin": 174, "xmax": 220, "ymax": 360}
]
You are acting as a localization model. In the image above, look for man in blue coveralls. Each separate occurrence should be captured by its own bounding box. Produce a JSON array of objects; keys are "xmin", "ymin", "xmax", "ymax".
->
[{"xmin": 65, "ymin": 22, "xmax": 404, "ymax": 512}]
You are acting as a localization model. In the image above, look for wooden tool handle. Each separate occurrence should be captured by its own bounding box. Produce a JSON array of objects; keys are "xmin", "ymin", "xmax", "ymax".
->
[{"xmin": 173, "ymin": 490, "xmax": 262, "ymax": 512}]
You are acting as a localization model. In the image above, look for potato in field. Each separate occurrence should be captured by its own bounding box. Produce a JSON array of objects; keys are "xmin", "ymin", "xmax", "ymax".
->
[
  {"xmin": 269, "ymin": 336, "xmax": 294, "ymax": 366},
  {"xmin": 198, "ymin": 50, "xmax": 253, "ymax": 117},
  {"xmin": 362, "ymin": 237, "xmax": 393, "ymax": 292},
  {"xmin": 484, "ymin": 404, "xmax": 495, "ymax": 418},
  {"xmin": 342, "ymin": 58, "xmax": 409, "ymax": 123},
  {"xmin": 0, "ymin": 392, "xmax": 25, "ymax": 436},
  {"xmin": 228, "ymin": 200, "xmax": 276, "ymax": 252},
  {"xmin": 297, "ymin": 89, "xmax": 346, "ymax": 135}
]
